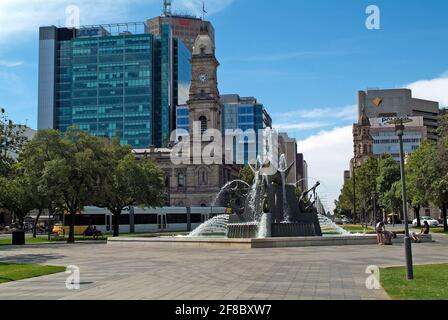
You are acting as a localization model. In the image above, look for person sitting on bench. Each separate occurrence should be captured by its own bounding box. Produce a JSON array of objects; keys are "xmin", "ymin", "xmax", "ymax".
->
[
  {"xmin": 382, "ymin": 231, "xmax": 397, "ymax": 245},
  {"xmin": 92, "ymin": 226, "xmax": 103, "ymax": 239},
  {"xmin": 84, "ymin": 225, "xmax": 94, "ymax": 237},
  {"xmin": 410, "ymin": 221, "xmax": 430, "ymax": 243}
]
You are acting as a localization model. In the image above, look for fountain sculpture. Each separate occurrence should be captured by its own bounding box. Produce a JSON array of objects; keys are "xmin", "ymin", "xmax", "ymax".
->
[{"xmin": 189, "ymin": 154, "xmax": 323, "ymax": 238}]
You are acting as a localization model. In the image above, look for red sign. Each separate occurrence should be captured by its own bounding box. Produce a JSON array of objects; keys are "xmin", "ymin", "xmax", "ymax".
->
[{"xmin": 178, "ymin": 19, "xmax": 191, "ymax": 26}]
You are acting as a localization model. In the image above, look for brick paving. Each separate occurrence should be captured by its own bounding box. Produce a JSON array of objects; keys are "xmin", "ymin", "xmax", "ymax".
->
[{"xmin": 0, "ymin": 235, "xmax": 447, "ymax": 300}]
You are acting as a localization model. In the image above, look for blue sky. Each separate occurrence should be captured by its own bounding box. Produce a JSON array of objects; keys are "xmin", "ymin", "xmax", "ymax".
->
[{"xmin": 1, "ymin": 0, "xmax": 448, "ymax": 210}]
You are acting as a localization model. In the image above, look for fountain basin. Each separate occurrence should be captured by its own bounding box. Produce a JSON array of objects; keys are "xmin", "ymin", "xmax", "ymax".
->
[{"xmin": 108, "ymin": 234, "xmax": 433, "ymax": 250}]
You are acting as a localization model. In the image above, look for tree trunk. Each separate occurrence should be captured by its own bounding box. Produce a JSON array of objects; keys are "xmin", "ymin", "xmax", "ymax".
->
[
  {"xmin": 414, "ymin": 205, "xmax": 421, "ymax": 228},
  {"xmin": 33, "ymin": 209, "xmax": 43, "ymax": 238},
  {"xmin": 67, "ymin": 212, "xmax": 75, "ymax": 244},
  {"xmin": 113, "ymin": 210, "xmax": 121, "ymax": 237},
  {"xmin": 443, "ymin": 203, "xmax": 448, "ymax": 232}
]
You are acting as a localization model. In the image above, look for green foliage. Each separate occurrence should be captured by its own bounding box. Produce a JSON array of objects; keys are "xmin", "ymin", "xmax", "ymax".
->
[
  {"xmin": 376, "ymin": 154, "xmax": 401, "ymax": 211},
  {"xmin": 39, "ymin": 128, "xmax": 111, "ymax": 243},
  {"xmin": 355, "ymin": 157, "xmax": 379, "ymax": 208},
  {"xmin": 0, "ymin": 171, "xmax": 35, "ymax": 228},
  {"xmin": 94, "ymin": 139, "xmax": 166, "ymax": 237},
  {"xmin": 336, "ymin": 155, "xmax": 401, "ymax": 219},
  {"xmin": 239, "ymin": 165, "xmax": 254, "ymax": 185},
  {"xmin": 336, "ymin": 175, "xmax": 359, "ymax": 216},
  {"xmin": 0, "ymin": 107, "xmax": 27, "ymax": 176}
]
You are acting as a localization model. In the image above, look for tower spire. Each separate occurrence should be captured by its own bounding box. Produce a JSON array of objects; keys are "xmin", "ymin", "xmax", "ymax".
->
[
  {"xmin": 163, "ymin": 0, "xmax": 171, "ymax": 16},
  {"xmin": 202, "ymin": 0, "xmax": 207, "ymax": 20}
]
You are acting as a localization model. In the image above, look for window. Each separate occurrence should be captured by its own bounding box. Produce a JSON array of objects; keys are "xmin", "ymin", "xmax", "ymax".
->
[
  {"xmin": 198, "ymin": 169, "xmax": 208, "ymax": 186},
  {"xmin": 178, "ymin": 173, "xmax": 185, "ymax": 188},
  {"xmin": 199, "ymin": 116, "xmax": 207, "ymax": 133}
]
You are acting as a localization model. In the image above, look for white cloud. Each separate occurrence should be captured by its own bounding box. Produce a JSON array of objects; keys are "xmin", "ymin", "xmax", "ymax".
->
[
  {"xmin": 297, "ymin": 126, "xmax": 353, "ymax": 212},
  {"xmin": 0, "ymin": 0, "xmax": 153, "ymax": 43},
  {"xmin": 0, "ymin": 0, "xmax": 234, "ymax": 43},
  {"xmin": 0, "ymin": 60, "xmax": 23, "ymax": 67},
  {"xmin": 272, "ymin": 104, "xmax": 356, "ymax": 134},
  {"xmin": 405, "ymin": 71, "xmax": 448, "ymax": 107},
  {"xmin": 274, "ymin": 122, "xmax": 329, "ymax": 131}
]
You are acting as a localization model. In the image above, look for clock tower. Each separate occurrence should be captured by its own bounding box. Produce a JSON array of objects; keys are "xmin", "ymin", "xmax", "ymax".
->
[{"xmin": 187, "ymin": 26, "xmax": 222, "ymax": 135}]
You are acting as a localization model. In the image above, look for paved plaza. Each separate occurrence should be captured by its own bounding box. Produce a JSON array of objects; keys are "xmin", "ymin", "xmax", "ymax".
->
[{"xmin": 0, "ymin": 235, "xmax": 447, "ymax": 300}]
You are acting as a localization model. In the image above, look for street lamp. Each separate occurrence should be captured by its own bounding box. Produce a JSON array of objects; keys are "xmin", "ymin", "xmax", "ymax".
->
[{"xmin": 386, "ymin": 117, "xmax": 414, "ymax": 280}]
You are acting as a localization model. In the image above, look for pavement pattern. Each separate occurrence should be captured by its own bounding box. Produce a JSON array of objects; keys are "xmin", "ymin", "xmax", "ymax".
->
[{"xmin": 0, "ymin": 235, "xmax": 447, "ymax": 300}]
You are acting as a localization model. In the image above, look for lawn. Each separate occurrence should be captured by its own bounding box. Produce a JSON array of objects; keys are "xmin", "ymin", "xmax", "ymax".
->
[
  {"xmin": 342, "ymin": 224, "xmax": 376, "ymax": 234},
  {"xmin": 0, "ymin": 237, "xmax": 52, "ymax": 246},
  {"xmin": 0, "ymin": 263, "xmax": 66, "ymax": 284},
  {"xmin": 380, "ymin": 264, "xmax": 448, "ymax": 300}
]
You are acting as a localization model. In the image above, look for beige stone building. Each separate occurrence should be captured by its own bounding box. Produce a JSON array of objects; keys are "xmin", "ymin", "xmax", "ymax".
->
[{"xmin": 134, "ymin": 27, "xmax": 240, "ymax": 207}]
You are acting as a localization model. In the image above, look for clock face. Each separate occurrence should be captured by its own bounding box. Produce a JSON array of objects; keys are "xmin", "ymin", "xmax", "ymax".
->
[{"xmin": 198, "ymin": 73, "xmax": 208, "ymax": 83}]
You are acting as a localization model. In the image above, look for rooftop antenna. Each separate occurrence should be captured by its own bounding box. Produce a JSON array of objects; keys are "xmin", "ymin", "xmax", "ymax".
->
[
  {"xmin": 202, "ymin": 0, "xmax": 207, "ymax": 21},
  {"xmin": 163, "ymin": 0, "xmax": 172, "ymax": 16}
]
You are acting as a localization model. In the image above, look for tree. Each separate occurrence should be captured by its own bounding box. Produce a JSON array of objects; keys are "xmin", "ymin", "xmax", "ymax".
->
[
  {"xmin": 382, "ymin": 181, "xmax": 403, "ymax": 221},
  {"xmin": 376, "ymin": 154, "xmax": 401, "ymax": 221},
  {"xmin": 18, "ymin": 130, "xmax": 65, "ymax": 238},
  {"xmin": 0, "ymin": 107, "xmax": 27, "ymax": 176},
  {"xmin": 40, "ymin": 128, "xmax": 110, "ymax": 243},
  {"xmin": 355, "ymin": 157, "xmax": 379, "ymax": 226},
  {"xmin": 94, "ymin": 139, "xmax": 166, "ymax": 237},
  {"xmin": 406, "ymin": 142, "xmax": 434, "ymax": 227},
  {"xmin": 432, "ymin": 135, "xmax": 448, "ymax": 231},
  {"xmin": 239, "ymin": 165, "xmax": 254, "ymax": 185},
  {"xmin": 435, "ymin": 114, "xmax": 448, "ymax": 231},
  {"xmin": 0, "ymin": 172, "xmax": 35, "ymax": 229},
  {"xmin": 335, "ymin": 176, "xmax": 360, "ymax": 219}
]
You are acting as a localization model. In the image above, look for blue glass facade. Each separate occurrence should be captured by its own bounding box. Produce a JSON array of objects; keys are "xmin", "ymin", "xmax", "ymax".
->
[
  {"xmin": 41, "ymin": 24, "xmax": 191, "ymax": 149},
  {"xmin": 176, "ymin": 95, "xmax": 272, "ymax": 164}
]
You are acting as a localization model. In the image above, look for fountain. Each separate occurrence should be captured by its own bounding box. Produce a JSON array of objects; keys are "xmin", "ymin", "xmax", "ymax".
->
[
  {"xmin": 109, "ymin": 153, "xmax": 434, "ymax": 247},
  {"xmin": 318, "ymin": 214, "xmax": 351, "ymax": 236},
  {"xmin": 188, "ymin": 215, "xmax": 230, "ymax": 237},
  {"xmin": 191, "ymin": 154, "xmax": 323, "ymax": 239}
]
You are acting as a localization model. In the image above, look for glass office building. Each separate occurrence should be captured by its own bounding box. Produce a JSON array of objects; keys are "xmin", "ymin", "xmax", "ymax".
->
[
  {"xmin": 176, "ymin": 94, "xmax": 272, "ymax": 164},
  {"xmin": 38, "ymin": 23, "xmax": 191, "ymax": 148}
]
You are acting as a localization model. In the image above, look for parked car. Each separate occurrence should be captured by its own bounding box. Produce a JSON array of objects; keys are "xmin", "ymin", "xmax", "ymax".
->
[{"xmin": 412, "ymin": 216, "xmax": 439, "ymax": 227}]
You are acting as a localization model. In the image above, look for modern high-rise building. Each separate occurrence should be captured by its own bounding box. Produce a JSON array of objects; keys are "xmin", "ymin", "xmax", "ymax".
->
[
  {"xmin": 176, "ymin": 94, "xmax": 273, "ymax": 164},
  {"xmin": 146, "ymin": 15, "xmax": 214, "ymax": 53},
  {"xmin": 279, "ymin": 133, "xmax": 298, "ymax": 184},
  {"xmin": 296, "ymin": 153, "xmax": 309, "ymax": 192},
  {"xmin": 358, "ymin": 89, "xmax": 439, "ymax": 141},
  {"xmin": 37, "ymin": 22, "xmax": 191, "ymax": 148}
]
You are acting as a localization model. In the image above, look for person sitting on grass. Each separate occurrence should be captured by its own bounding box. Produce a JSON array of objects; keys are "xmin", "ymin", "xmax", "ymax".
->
[{"xmin": 376, "ymin": 221, "xmax": 386, "ymax": 245}]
